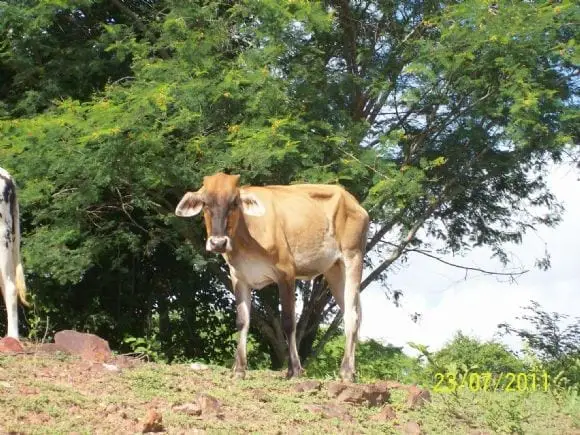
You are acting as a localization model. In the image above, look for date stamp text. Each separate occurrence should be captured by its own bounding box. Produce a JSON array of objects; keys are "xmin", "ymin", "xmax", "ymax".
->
[{"xmin": 433, "ymin": 371, "xmax": 551, "ymax": 393}]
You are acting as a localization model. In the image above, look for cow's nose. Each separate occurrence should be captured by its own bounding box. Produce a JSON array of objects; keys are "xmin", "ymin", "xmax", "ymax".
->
[{"xmin": 208, "ymin": 236, "xmax": 228, "ymax": 252}]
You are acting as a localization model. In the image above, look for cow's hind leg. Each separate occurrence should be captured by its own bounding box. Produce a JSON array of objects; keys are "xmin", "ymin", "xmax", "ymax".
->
[
  {"xmin": 233, "ymin": 277, "xmax": 251, "ymax": 379},
  {"xmin": 339, "ymin": 251, "xmax": 363, "ymax": 382},
  {"xmin": 324, "ymin": 260, "xmax": 345, "ymax": 312},
  {"xmin": 0, "ymin": 246, "xmax": 18, "ymax": 339},
  {"xmin": 279, "ymin": 278, "xmax": 303, "ymax": 379}
]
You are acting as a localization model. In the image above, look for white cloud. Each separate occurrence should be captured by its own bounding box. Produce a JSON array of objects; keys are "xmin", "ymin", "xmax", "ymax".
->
[{"xmin": 358, "ymin": 164, "xmax": 580, "ymax": 356}]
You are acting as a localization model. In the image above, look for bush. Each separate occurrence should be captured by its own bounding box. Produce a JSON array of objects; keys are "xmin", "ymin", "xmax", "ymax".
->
[{"xmin": 306, "ymin": 332, "xmax": 424, "ymax": 383}]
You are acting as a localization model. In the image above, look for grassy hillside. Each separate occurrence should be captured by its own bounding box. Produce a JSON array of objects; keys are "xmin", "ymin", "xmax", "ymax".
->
[{"xmin": 0, "ymin": 351, "xmax": 578, "ymax": 434}]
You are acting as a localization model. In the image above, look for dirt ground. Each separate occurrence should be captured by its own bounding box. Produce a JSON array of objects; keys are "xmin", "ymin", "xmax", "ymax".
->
[{"xmin": 0, "ymin": 346, "xmax": 578, "ymax": 434}]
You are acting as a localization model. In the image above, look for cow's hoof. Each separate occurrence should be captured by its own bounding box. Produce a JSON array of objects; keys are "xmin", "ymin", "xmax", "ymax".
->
[
  {"xmin": 339, "ymin": 370, "xmax": 355, "ymax": 383},
  {"xmin": 286, "ymin": 366, "xmax": 304, "ymax": 380},
  {"xmin": 233, "ymin": 370, "xmax": 246, "ymax": 380}
]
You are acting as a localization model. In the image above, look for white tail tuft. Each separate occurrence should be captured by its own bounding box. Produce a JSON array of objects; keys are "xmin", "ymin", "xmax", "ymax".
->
[{"xmin": 12, "ymin": 195, "xmax": 29, "ymax": 307}]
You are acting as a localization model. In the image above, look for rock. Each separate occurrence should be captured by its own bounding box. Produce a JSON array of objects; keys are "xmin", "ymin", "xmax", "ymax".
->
[
  {"xmin": 197, "ymin": 394, "xmax": 222, "ymax": 416},
  {"xmin": 173, "ymin": 394, "xmax": 222, "ymax": 418},
  {"xmin": 18, "ymin": 386, "xmax": 39, "ymax": 395},
  {"xmin": 380, "ymin": 380, "xmax": 404, "ymax": 389},
  {"xmin": 293, "ymin": 380, "xmax": 322, "ymax": 393},
  {"xmin": 334, "ymin": 384, "xmax": 366, "ymax": 404},
  {"xmin": 401, "ymin": 421, "xmax": 422, "ymax": 435},
  {"xmin": 102, "ymin": 363, "xmax": 120, "ymax": 372},
  {"xmin": 29, "ymin": 342, "xmax": 70, "ymax": 354},
  {"xmin": 105, "ymin": 404, "xmax": 119, "ymax": 414},
  {"xmin": 141, "ymin": 408, "xmax": 164, "ymax": 433},
  {"xmin": 372, "ymin": 405, "xmax": 397, "ymax": 421},
  {"xmin": 173, "ymin": 402, "xmax": 202, "ymax": 416},
  {"xmin": 0, "ymin": 337, "xmax": 24, "ymax": 353},
  {"xmin": 375, "ymin": 381, "xmax": 430, "ymax": 409},
  {"xmin": 406, "ymin": 385, "xmax": 431, "ymax": 409},
  {"xmin": 253, "ymin": 390, "xmax": 271, "ymax": 403},
  {"xmin": 327, "ymin": 381, "xmax": 349, "ymax": 398},
  {"xmin": 190, "ymin": 362, "xmax": 210, "ymax": 371},
  {"xmin": 54, "ymin": 330, "xmax": 112, "ymax": 363},
  {"xmin": 363, "ymin": 383, "xmax": 390, "ymax": 406},
  {"xmin": 304, "ymin": 404, "xmax": 353, "ymax": 422},
  {"xmin": 328, "ymin": 382, "xmax": 389, "ymax": 406}
]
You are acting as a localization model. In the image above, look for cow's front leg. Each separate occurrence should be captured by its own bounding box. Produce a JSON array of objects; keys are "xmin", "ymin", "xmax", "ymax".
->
[
  {"xmin": 279, "ymin": 278, "xmax": 303, "ymax": 379},
  {"xmin": 340, "ymin": 251, "xmax": 363, "ymax": 383},
  {"xmin": 233, "ymin": 278, "xmax": 251, "ymax": 379}
]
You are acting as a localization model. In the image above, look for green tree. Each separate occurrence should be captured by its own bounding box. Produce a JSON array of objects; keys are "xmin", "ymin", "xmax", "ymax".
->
[
  {"xmin": 291, "ymin": 0, "xmax": 579, "ymax": 365},
  {"xmin": 499, "ymin": 301, "xmax": 580, "ymax": 389},
  {"xmin": 430, "ymin": 332, "xmax": 525, "ymax": 374}
]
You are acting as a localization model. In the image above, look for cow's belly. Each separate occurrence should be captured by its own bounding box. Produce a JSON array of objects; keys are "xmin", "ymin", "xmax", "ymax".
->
[
  {"xmin": 292, "ymin": 237, "xmax": 341, "ymax": 280},
  {"xmin": 226, "ymin": 240, "xmax": 340, "ymax": 288},
  {"xmin": 228, "ymin": 256, "xmax": 278, "ymax": 290}
]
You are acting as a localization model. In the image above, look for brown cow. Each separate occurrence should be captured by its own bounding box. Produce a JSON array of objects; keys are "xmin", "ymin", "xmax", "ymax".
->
[{"xmin": 175, "ymin": 172, "xmax": 369, "ymax": 381}]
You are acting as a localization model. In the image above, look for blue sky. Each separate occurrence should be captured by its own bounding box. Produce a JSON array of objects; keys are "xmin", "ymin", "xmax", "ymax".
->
[{"xmin": 359, "ymin": 163, "xmax": 580, "ymax": 355}]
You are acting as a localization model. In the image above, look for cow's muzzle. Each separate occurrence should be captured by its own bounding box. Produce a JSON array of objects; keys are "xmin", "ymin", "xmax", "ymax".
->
[{"xmin": 206, "ymin": 236, "xmax": 231, "ymax": 253}]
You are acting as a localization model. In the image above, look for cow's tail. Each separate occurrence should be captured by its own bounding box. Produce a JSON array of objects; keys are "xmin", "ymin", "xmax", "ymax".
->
[{"xmin": 12, "ymin": 198, "xmax": 29, "ymax": 307}]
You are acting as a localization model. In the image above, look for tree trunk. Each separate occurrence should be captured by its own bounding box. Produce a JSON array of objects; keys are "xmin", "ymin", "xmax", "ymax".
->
[{"xmin": 158, "ymin": 292, "xmax": 171, "ymax": 360}]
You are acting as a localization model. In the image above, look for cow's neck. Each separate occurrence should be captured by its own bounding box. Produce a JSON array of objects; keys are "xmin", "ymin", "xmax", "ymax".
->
[{"xmin": 222, "ymin": 216, "xmax": 258, "ymax": 264}]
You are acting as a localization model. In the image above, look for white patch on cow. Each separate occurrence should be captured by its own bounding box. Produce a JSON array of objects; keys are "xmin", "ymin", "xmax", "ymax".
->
[
  {"xmin": 229, "ymin": 256, "xmax": 277, "ymax": 290},
  {"xmin": 240, "ymin": 191, "xmax": 265, "ymax": 217},
  {"xmin": 0, "ymin": 168, "xmax": 12, "ymax": 179}
]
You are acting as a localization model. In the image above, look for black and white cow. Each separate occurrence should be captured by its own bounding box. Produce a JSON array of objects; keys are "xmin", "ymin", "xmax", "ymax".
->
[{"xmin": 0, "ymin": 167, "xmax": 28, "ymax": 339}]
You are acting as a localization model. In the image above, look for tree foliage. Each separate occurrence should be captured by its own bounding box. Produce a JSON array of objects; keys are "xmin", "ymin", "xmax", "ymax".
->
[{"xmin": 499, "ymin": 301, "xmax": 580, "ymax": 389}]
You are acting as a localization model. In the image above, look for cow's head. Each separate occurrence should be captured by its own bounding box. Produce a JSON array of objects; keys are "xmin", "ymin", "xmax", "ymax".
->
[{"xmin": 175, "ymin": 172, "xmax": 265, "ymax": 253}]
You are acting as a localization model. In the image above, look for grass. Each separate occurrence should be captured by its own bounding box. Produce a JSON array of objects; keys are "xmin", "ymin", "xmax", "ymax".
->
[{"xmin": 0, "ymin": 352, "xmax": 578, "ymax": 434}]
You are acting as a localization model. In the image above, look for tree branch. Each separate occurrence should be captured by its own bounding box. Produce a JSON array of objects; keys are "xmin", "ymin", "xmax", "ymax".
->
[{"xmin": 408, "ymin": 248, "xmax": 529, "ymax": 278}]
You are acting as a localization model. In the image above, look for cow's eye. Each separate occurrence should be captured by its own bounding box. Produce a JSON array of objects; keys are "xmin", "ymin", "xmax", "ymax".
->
[{"xmin": 230, "ymin": 199, "xmax": 239, "ymax": 209}]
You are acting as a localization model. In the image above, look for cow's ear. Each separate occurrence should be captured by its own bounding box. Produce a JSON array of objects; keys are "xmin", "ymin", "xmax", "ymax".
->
[
  {"xmin": 240, "ymin": 191, "xmax": 265, "ymax": 217},
  {"xmin": 175, "ymin": 191, "xmax": 204, "ymax": 217}
]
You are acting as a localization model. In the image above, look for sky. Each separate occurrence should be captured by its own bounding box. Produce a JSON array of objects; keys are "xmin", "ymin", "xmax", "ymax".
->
[{"xmin": 358, "ymin": 163, "xmax": 580, "ymax": 356}]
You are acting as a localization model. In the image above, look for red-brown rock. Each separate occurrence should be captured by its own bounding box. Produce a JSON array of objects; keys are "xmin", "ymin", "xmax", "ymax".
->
[
  {"xmin": 293, "ymin": 380, "xmax": 322, "ymax": 393},
  {"xmin": 173, "ymin": 394, "xmax": 222, "ymax": 418},
  {"xmin": 327, "ymin": 382, "xmax": 390, "ymax": 406},
  {"xmin": 327, "ymin": 381, "xmax": 349, "ymax": 397},
  {"xmin": 376, "ymin": 381, "xmax": 431, "ymax": 409},
  {"xmin": 54, "ymin": 330, "xmax": 112, "ymax": 362},
  {"xmin": 0, "ymin": 337, "xmax": 24, "ymax": 353},
  {"xmin": 30, "ymin": 342, "xmax": 70, "ymax": 354},
  {"xmin": 372, "ymin": 405, "xmax": 397, "ymax": 421},
  {"xmin": 141, "ymin": 408, "xmax": 164, "ymax": 433},
  {"xmin": 406, "ymin": 385, "xmax": 431, "ymax": 409},
  {"xmin": 304, "ymin": 404, "xmax": 353, "ymax": 422},
  {"xmin": 197, "ymin": 394, "xmax": 222, "ymax": 416},
  {"xmin": 401, "ymin": 421, "xmax": 422, "ymax": 435},
  {"xmin": 173, "ymin": 402, "xmax": 202, "ymax": 416},
  {"xmin": 339, "ymin": 386, "xmax": 365, "ymax": 404},
  {"xmin": 363, "ymin": 383, "xmax": 390, "ymax": 406}
]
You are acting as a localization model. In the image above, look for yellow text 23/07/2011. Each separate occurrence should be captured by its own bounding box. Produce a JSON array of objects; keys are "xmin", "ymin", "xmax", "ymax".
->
[{"xmin": 433, "ymin": 371, "xmax": 551, "ymax": 393}]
